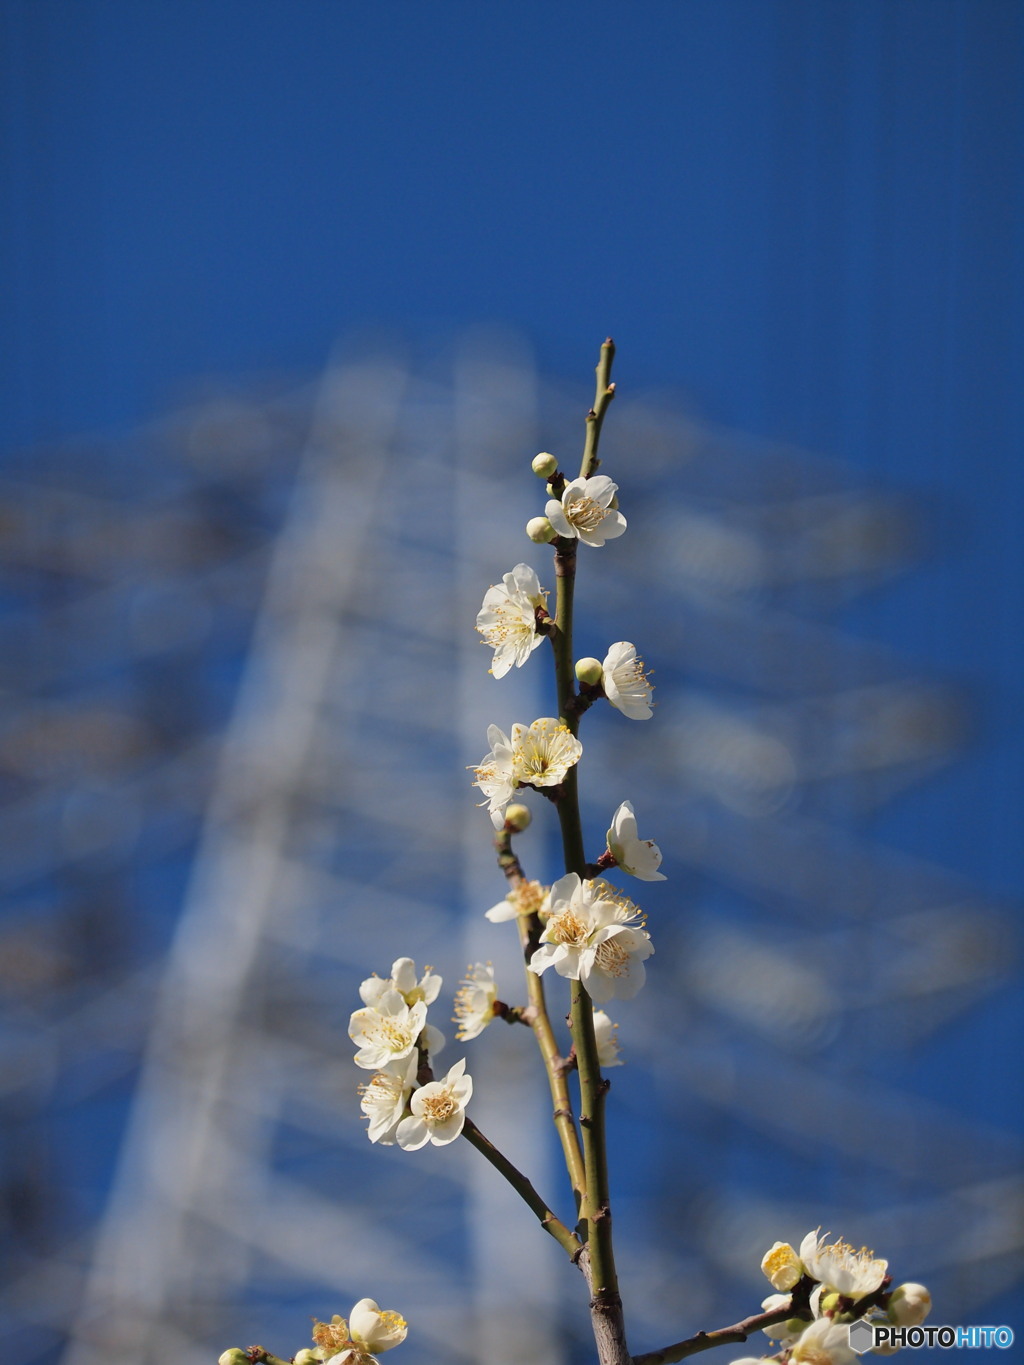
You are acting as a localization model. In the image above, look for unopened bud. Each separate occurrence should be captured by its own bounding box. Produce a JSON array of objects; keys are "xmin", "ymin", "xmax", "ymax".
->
[
  {"xmin": 294, "ymin": 1352, "xmax": 322, "ymax": 1365},
  {"xmin": 219, "ymin": 1351, "xmax": 251, "ymax": 1365},
  {"xmin": 504, "ymin": 803, "xmax": 532, "ymax": 832},
  {"xmin": 575, "ymin": 657, "xmax": 604, "ymax": 686},
  {"xmin": 888, "ymin": 1283, "xmax": 931, "ymax": 1327},
  {"xmin": 532, "ymin": 452, "xmax": 558, "ymax": 479},
  {"xmin": 784, "ymin": 1318, "xmax": 808, "ymax": 1338},
  {"xmin": 526, "ymin": 516, "xmax": 557, "ymax": 543}
]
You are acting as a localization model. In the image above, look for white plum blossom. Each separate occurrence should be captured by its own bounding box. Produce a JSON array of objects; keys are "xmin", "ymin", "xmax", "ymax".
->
[
  {"xmin": 761, "ymin": 1240, "xmax": 803, "ymax": 1292},
  {"xmin": 476, "ymin": 563, "xmax": 548, "ymax": 678},
  {"xmin": 788, "ymin": 1317, "xmax": 858, "ymax": 1365},
  {"xmin": 602, "ymin": 642, "xmax": 654, "ymax": 719},
  {"xmin": 314, "ymin": 1300, "xmax": 407, "ymax": 1365},
  {"xmin": 546, "ymin": 475, "xmax": 627, "ymax": 547},
  {"xmin": 511, "ymin": 717, "xmax": 583, "ymax": 788},
  {"xmin": 529, "ymin": 873, "xmax": 653, "ymax": 1004},
  {"xmin": 396, "ymin": 1058, "xmax": 473, "ymax": 1150},
  {"xmin": 471, "ymin": 724, "xmax": 518, "ymax": 827},
  {"xmin": 592, "ymin": 1009, "xmax": 623, "ymax": 1067},
  {"xmin": 799, "ymin": 1229, "xmax": 888, "ymax": 1299},
  {"xmin": 606, "ymin": 800, "xmax": 666, "ymax": 881},
  {"xmin": 347, "ymin": 1299, "xmax": 409, "ymax": 1357},
  {"xmin": 485, "ymin": 878, "xmax": 548, "ymax": 922},
  {"xmin": 472, "ymin": 720, "xmax": 583, "ymax": 826},
  {"xmin": 359, "ymin": 1054, "xmax": 418, "ymax": 1145},
  {"xmin": 316, "ymin": 1299, "xmax": 408, "ymax": 1365},
  {"xmin": 349, "ymin": 992, "xmax": 430, "ymax": 1071},
  {"xmin": 454, "ymin": 963, "xmax": 498, "ymax": 1041},
  {"xmin": 360, "ymin": 958, "xmax": 442, "ymax": 1011}
]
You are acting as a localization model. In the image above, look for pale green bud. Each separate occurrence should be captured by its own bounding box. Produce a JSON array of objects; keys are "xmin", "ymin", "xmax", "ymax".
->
[
  {"xmin": 219, "ymin": 1351, "xmax": 250, "ymax": 1365},
  {"xmin": 784, "ymin": 1318, "xmax": 808, "ymax": 1337},
  {"xmin": 575, "ymin": 657, "xmax": 603, "ymax": 685},
  {"xmin": 532, "ymin": 452, "xmax": 558, "ymax": 479},
  {"xmin": 293, "ymin": 1352, "xmax": 321, "ymax": 1365},
  {"xmin": 526, "ymin": 516, "xmax": 557, "ymax": 543},
  {"xmin": 819, "ymin": 1292, "xmax": 842, "ymax": 1317},
  {"xmin": 888, "ymin": 1283, "xmax": 931, "ymax": 1327},
  {"xmin": 504, "ymin": 803, "xmax": 532, "ymax": 832}
]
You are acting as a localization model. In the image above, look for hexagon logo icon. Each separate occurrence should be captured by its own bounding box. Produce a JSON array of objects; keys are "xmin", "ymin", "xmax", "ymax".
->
[{"xmin": 848, "ymin": 1320, "xmax": 876, "ymax": 1355}]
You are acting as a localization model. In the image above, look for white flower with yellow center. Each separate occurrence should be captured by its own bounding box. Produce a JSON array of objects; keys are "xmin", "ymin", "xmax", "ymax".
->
[
  {"xmin": 349, "ymin": 991, "xmax": 429, "ymax": 1071},
  {"xmin": 607, "ymin": 800, "xmax": 666, "ymax": 881},
  {"xmin": 471, "ymin": 724, "xmax": 518, "ymax": 827},
  {"xmin": 787, "ymin": 1317, "xmax": 858, "ymax": 1365},
  {"xmin": 396, "ymin": 1058, "xmax": 473, "ymax": 1150},
  {"xmin": 602, "ymin": 642, "xmax": 654, "ymax": 719},
  {"xmin": 453, "ymin": 963, "xmax": 498, "ymax": 1041},
  {"xmin": 476, "ymin": 563, "xmax": 548, "ymax": 678},
  {"xmin": 761, "ymin": 1240, "xmax": 803, "ymax": 1292},
  {"xmin": 485, "ymin": 878, "xmax": 548, "ymax": 922},
  {"xmin": 528, "ymin": 873, "xmax": 653, "ymax": 1004},
  {"xmin": 592, "ymin": 1009, "xmax": 623, "ymax": 1067},
  {"xmin": 319, "ymin": 1299, "xmax": 408, "ymax": 1365},
  {"xmin": 511, "ymin": 717, "xmax": 583, "ymax": 787},
  {"xmin": 799, "ymin": 1230, "xmax": 887, "ymax": 1299},
  {"xmin": 360, "ymin": 958, "xmax": 442, "ymax": 1011},
  {"xmin": 546, "ymin": 475, "xmax": 627, "ymax": 547},
  {"xmin": 359, "ymin": 1054, "xmax": 418, "ymax": 1146}
]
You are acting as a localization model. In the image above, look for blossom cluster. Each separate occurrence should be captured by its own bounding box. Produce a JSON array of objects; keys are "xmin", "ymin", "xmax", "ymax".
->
[
  {"xmin": 348, "ymin": 958, "xmax": 473, "ymax": 1151},
  {"xmin": 727, "ymin": 1231, "xmax": 932, "ymax": 1364},
  {"xmin": 220, "ymin": 1298, "xmax": 409, "ymax": 1365}
]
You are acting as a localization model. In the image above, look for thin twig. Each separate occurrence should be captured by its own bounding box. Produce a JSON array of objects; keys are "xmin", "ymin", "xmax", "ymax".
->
[
  {"xmin": 632, "ymin": 1279, "xmax": 814, "ymax": 1364},
  {"xmin": 461, "ymin": 1117, "xmax": 582, "ymax": 1261}
]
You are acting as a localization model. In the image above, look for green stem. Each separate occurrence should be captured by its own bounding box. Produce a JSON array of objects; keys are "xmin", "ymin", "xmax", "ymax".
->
[
  {"xmin": 581, "ymin": 337, "xmax": 617, "ymax": 479},
  {"xmin": 462, "ymin": 1117, "xmax": 582, "ymax": 1261}
]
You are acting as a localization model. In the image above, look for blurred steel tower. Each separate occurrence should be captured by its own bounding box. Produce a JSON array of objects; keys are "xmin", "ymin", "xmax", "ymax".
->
[{"xmin": 0, "ymin": 337, "xmax": 1018, "ymax": 1365}]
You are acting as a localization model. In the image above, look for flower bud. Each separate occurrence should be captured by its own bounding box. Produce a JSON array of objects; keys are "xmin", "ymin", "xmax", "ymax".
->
[
  {"xmin": 532, "ymin": 452, "xmax": 558, "ymax": 479},
  {"xmin": 294, "ymin": 1353, "xmax": 321, "ymax": 1365},
  {"xmin": 888, "ymin": 1283, "xmax": 931, "ymax": 1327},
  {"xmin": 219, "ymin": 1351, "xmax": 251, "ymax": 1365},
  {"xmin": 575, "ymin": 657, "xmax": 604, "ymax": 686},
  {"xmin": 818, "ymin": 1292, "xmax": 842, "ymax": 1316},
  {"xmin": 526, "ymin": 516, "xmax": 557, "ymax": 543},
  {"xmin": 504, "ymin": 803, "xmax": 532, "ymax": 831}
]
